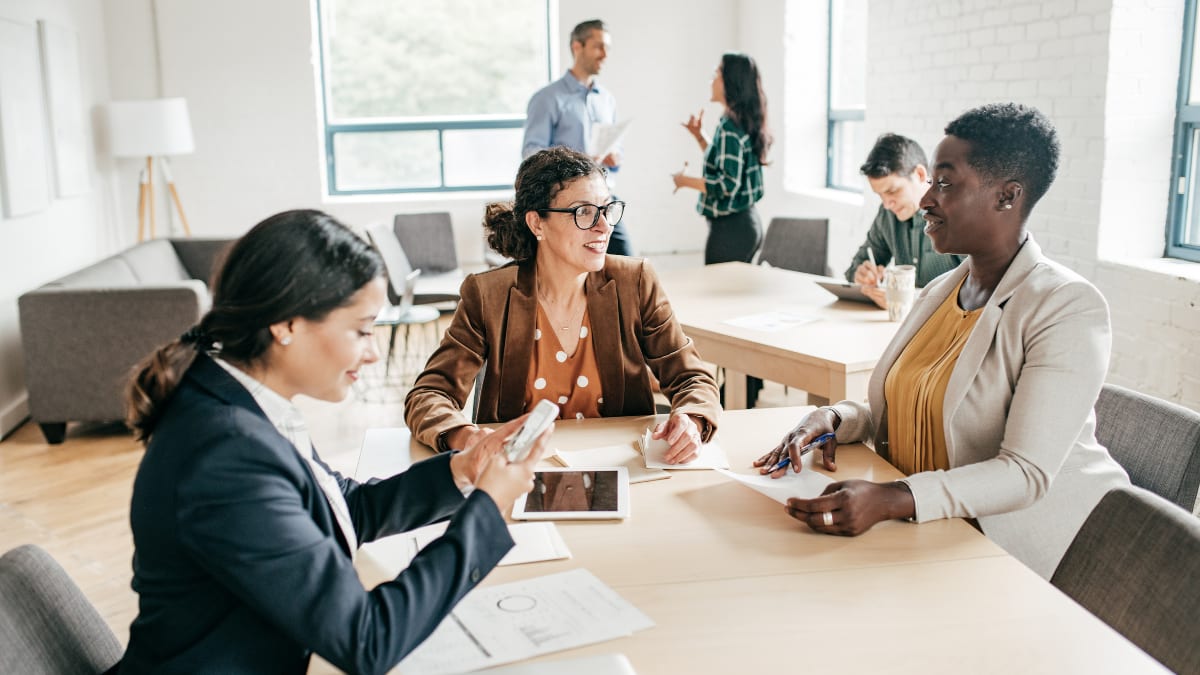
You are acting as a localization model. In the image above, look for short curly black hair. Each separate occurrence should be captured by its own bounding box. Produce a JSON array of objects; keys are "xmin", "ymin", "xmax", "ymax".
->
[
  {"xmin": 483, "ymin": 147, "xmax": 605, "ymax": 261},
  {"xmin": 944, "ymin": 103, "xmax": 1060, "ymax": 216}
]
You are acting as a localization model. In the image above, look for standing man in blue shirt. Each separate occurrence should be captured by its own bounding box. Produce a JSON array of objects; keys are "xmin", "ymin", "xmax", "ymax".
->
[{"xmin": 522, "ymin": 19, "xmax": 634, "ymax": 255}]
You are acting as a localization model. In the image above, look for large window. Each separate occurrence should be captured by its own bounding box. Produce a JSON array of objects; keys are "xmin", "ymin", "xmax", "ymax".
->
[
  {"xmin": 1169, "ymin": 0, "xmax": 1200, "ymax": 261},
  {"xmin": 826, "ymin": 0, "xmax": 867, "ymax": 192},
  {"xmin": 316, "ymin": 0, "xmax": 552, "ymax": 195}
]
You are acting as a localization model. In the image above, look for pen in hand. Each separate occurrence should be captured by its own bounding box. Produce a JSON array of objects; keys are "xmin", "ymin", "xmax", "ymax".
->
[
  {"xmin": 672, "ymin": 161, "xmax": 688, "ymax": 194},
  {"xmin": 765, "ymin": 432, "xmax": 836, "ymax": 473}
]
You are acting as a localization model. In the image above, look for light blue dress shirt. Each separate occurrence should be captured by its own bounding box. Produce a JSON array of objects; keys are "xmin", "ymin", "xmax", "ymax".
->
[{"xmin": 522, "ymin": 70, "xmax": 620, "ymax": 168}]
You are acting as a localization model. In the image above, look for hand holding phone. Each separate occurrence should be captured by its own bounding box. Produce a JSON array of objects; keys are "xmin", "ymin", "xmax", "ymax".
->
[{"xmin": 504, "ymin": 400, "xmax": 560, "ymax": 462}]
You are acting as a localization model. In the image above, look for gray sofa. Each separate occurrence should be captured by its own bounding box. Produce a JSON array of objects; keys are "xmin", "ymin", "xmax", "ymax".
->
[{"xmin": 17, "ymin": 238, "xmax": 232, "ymax": 443}]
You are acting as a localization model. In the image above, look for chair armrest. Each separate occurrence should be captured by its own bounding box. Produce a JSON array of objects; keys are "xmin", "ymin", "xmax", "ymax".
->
[{"xmin": 18, "ymin": 282, "xmax": 210, "ymax": 422}]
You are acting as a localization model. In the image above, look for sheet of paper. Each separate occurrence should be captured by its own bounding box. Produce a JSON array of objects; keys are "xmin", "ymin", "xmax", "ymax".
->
[
  {"xmin": 639, "ymin": 428, "xmax": 730, "ymax": 470},
  {"xmin": 397, "ymin": 568, "xmax": 654, "ymax": 674},
  {"xmin": 715, "ymin": 451, "xmax": 833, "ymax": 504},
  {"xmin": 360, "ymin": 521, "xmax": 571, "ymax": 573},
  {"xmin": 354, "ymin": 427, "xmax": 411, "ymax": 480},
  {"xmin": 588, "ymin": 119, "xmax": 631, "ymax": 160},
  {"xmin": 722, "ymin": 308, "xmax": 817, "ymax": 332},
  {"xmin": 551, "ymin": 444, "xmax": 670, "ymax": 483}
]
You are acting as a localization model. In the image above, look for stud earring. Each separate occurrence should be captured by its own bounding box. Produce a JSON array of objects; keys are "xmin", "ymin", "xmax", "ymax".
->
[
  {"xmin": 536, "ymin": 234, "xmax": 545, "ymax": 241},
  {"xmin": 280, "ymin": 336, "xmax": 292, "ymax": 346},
  {"xmin": 1003, "ymin": 204, "xmax": 1013, "ymax": 210}
]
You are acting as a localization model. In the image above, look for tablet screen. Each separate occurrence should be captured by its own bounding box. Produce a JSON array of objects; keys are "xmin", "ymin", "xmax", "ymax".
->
[{"xmin": 522, "ymin": 470, "xmax": 621, "ymax": 513}]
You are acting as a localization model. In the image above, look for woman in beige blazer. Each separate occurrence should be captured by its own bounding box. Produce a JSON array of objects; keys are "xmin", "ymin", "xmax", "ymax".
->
[
  {"xmin": 406, "ymin": 148, "xmax": 720, "ymax": 464},
  {"xmin": 756, "ymin": 103, "xmax": 1129, "ymax": 579}
]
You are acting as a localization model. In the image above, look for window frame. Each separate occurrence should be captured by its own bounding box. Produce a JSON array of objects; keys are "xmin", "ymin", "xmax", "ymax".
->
[
  {"xmin": 314, "ymin": 0, "xmax": 554, "ymax": 196},
  {"xmin": 1168, "ymin": 0, "xmax": 1200, "ymax": 262},
  {"xmin": 825, "ymin": 0, "xmax": 866, "ymax": 193}
]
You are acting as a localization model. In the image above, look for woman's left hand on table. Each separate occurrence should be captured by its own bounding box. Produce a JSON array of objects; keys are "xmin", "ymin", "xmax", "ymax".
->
[{"xmin": 785, "ymin": 480, "xmax": 915, "ymax": 536}]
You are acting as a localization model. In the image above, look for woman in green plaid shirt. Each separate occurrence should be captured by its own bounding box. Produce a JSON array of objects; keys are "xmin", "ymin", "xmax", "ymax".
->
[{"xmin": 673, "ymin": 53, "xmax": 771, "ymax": 264}]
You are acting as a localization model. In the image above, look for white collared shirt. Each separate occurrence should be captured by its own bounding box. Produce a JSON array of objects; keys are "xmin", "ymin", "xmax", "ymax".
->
[{"xmin": 214, "ymin": 358, "xmax": 358, "ymax": 559}]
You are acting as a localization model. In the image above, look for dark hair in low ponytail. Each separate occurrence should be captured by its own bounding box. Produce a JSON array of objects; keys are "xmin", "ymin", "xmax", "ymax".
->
[{"xmin": 125, "ymin": 209, "xmax": 384, "ymax": 442}]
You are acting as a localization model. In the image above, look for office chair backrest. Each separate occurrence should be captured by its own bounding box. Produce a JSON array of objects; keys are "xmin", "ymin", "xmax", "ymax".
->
[
  {"xmin": 1050, "ymin": 486, "xmax": 1200, "ymax": 674},
  {"xmin": 365, "ymin": 222, "xmax": 416, "ymax": 308},
  {"xmin": 0, "ymin": 544, "xmax": 123, "ymax": 675},
  {"xmin": 393, "ymin": 212, "xmax": 458, "ymax": 274},
  {"xmin": 758, "ymin": 218, "xmax": 830, "ymax": 276},
  {"xmin": 1094, "ymin": 383, "xmax": 1200, "ymax": 513}
]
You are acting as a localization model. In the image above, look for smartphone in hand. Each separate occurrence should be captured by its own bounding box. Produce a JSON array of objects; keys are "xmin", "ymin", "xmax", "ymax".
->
[{"xmin": 504, "ymin": 399, "xmax": 560, "ymax": 462}]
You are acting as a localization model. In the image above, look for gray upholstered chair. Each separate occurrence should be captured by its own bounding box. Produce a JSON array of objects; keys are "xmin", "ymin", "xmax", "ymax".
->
[
  {"xmin": 18, "ymin": 238, "xmax": 232, "ymax": 443},
  {"xmin": 0, "ymin": 544, "xmax": 123, "ymax": 675},
  {"xmin": 391, "ymin": 212, "xmax": 465, "ymax": 304},
  {"xmin": 1050, "ymin": 487, "xmax": 1200, "ymax": 674},
  {"xmin": 757, "ymin": 217, "xmax": 831, "ymax": 276},
  {"xmin": 1094, "ymin": 383, "xmax": 1200, "ymax": 514}
]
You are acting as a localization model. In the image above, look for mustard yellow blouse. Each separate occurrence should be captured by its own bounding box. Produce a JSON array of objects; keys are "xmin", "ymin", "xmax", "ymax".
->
[
  {"xmin": 525, "ymin": 304, "xmax": 603, "ymax": 420},
  {"xmin": 883, "ymin": 276, "xmax": 983, "ymax": 475}
]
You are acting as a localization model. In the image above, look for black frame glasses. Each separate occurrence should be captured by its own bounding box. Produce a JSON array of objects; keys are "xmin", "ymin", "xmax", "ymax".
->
[{"xmin": 538, "ymin": 201, "xmax": 626, "ymax": 230}]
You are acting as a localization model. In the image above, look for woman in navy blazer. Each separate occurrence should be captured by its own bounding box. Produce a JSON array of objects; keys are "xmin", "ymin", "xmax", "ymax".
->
[{"xmin": 118, "ymin": 210, "xmax": 549, "ymax": 674}]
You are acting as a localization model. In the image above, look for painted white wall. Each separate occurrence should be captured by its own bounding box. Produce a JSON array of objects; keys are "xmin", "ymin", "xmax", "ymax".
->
[{"xmin": 0, "ymin": 0, "xmax": 122, "ymax": 437}]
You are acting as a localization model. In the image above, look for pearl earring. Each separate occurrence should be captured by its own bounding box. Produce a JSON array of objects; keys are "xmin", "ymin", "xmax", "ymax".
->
[
  {"xmin": 1003, "ymin": 204, "xmax": 1013, "ymax": 210},
  {"xmin": 280, "ymin": 336, "xmax": 292, "ymax": 346},
  {"xmin": 536, "ymin": 234, "xmax": 545, "ymax": 241}
]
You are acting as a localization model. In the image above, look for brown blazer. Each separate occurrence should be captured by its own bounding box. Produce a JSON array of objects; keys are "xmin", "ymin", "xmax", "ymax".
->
[{"xmin": 404, "ymin": 256, "xmax": 720, "ymax": 449}]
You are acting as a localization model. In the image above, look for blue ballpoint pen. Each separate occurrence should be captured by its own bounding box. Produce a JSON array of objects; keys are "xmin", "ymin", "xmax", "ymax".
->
[{"xmin": 765, "ymin": 432, "xmax": 836, "ymax": 473}]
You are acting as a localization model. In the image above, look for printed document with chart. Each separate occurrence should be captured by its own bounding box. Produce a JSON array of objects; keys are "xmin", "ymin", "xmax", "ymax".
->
[{"xmin": 397, "ymin": 568, "xmax": 653, "ymax": 674}]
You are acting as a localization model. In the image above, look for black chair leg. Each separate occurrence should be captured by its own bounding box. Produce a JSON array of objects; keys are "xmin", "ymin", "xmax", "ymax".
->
[{"xmin": 39, "ymin": 422, "xmax": 67, "ymax": 444}]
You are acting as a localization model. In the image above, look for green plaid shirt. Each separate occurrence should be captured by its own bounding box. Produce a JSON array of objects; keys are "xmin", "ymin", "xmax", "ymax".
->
[
  {"xmin": 697, "ymin": 115, "xmax": 764, "ymax": 218},
  {"xmin": 844, "ymin": 205, "xmax": 965, "ymax": 287}
]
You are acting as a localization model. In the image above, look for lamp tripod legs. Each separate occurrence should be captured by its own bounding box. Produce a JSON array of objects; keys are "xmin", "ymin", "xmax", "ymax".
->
[{"xmin": 160, "ymin": 157, "xmax": 192, "ymax": 237}]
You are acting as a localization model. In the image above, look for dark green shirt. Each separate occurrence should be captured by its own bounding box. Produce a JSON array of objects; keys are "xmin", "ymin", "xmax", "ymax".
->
[
  {"xmin": 844, "ymin": 205, "xmax": 964, "ymax": 287},
  {"xmin": 697, "ymin": 115, "xmax": 764, "ymax": 218}
]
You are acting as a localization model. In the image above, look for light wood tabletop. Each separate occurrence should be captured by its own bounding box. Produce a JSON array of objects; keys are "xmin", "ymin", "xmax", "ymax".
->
[
  {"xmin": 656, "ymin": 262, "xmax": 900, "ymax": 407},
  {"xmin": 326, "ymin": 407, "xmax": 1164, "ymax": 674}
]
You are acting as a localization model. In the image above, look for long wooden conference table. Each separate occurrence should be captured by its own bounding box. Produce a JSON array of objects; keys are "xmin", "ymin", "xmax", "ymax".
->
[
  {"xmin": 314, "ymin": 407, "xmax": 1164, "ymax": 674},
  {"xmin": 656, "ymin": 263, "xmax": 899, "ymax": 408}
]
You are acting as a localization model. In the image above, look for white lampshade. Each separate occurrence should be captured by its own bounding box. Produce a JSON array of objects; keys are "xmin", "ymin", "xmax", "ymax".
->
[{"xmin": 107, "ymin": 97, "xmax": 195, "ymax": 158}]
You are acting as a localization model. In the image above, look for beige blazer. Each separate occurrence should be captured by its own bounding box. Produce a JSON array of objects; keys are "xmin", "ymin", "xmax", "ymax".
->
[
  {"xmin": 404, "ymin": 255, "xmax": 720, "ymax": 449},
  {"xmin": 832, "ymin": 235, "xmax": 1129, "ymax": 578}
]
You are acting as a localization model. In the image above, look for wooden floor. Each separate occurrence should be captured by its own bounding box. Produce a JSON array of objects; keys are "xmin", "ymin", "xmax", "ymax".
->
[{"xmin": 0, "ymin": 319, "xmax": 805, "ymax": 648}]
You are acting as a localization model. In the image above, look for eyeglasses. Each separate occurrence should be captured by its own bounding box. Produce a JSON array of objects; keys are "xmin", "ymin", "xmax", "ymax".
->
[{"xmin": 538, "ymin": 201, "xmax": 625, "ymax": 230}]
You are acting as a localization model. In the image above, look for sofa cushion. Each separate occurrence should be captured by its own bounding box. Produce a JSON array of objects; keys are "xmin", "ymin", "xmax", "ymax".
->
[
  {"xmin": 120, "ymin": 240, "xmax": 191, "ymax": 284},
  {"xmin": 50, "ymin": 256, "xmax": 138, "ymax": 288}
]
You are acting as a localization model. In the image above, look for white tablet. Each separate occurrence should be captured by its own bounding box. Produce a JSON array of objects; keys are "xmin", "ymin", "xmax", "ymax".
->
[{"xmin": 511, "ymin": 467, "xmax": 630, "ymax": 521}]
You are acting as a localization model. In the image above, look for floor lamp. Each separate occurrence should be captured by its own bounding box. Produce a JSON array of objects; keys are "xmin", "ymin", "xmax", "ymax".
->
[{"xmin": 108, "ymin": 98, "xmax": 195, "ymax": 241}]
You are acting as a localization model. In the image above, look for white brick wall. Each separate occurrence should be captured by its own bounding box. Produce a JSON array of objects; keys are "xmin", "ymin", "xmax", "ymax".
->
[{"xmin": 864, "ymin": 0, "xmax": 1200, "ymax": 410}]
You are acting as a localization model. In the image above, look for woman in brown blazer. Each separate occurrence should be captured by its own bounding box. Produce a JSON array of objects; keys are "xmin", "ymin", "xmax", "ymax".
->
[{"xmin": 405, "ymin": 148, "xmax": 720, "ymax": 464}]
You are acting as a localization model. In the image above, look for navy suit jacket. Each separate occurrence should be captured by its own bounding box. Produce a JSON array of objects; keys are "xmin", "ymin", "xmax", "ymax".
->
[{"xmin": 120, "ymin": 354, "xmax": 514, "ymax": 674}]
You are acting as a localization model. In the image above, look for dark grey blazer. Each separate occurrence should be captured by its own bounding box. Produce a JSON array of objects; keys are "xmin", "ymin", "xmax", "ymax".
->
[{"xmin": 119, "ymin": 354, "xmax": 513, "ymax": 674}]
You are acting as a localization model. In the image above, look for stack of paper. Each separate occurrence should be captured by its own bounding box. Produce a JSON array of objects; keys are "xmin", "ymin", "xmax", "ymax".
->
[
  {"xmin": 360, "ymin": 521, "xmax": 571, "ymax": 574},
  {"xmin": 551, "ymin": 444, "xmax": 670, "ymax": 483},
  {"xmin": 398, "ymin": 568, "xmax": 654, "ymax": 674},
  {"xmin": 639, "ymin": 428, "xmax": 730, "ymax": 470}
]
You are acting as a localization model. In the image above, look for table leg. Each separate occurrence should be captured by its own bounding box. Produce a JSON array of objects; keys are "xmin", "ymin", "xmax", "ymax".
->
[{"xmin": 725, "ymin": 369, "xmax": 748, "ymax": 410}]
